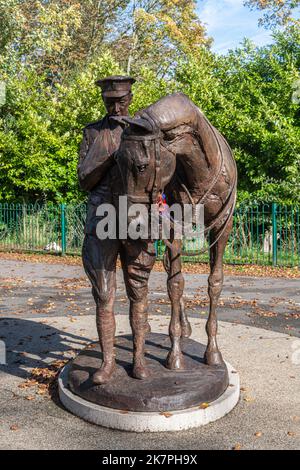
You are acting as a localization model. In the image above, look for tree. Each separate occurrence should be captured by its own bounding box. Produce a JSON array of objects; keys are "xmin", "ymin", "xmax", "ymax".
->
[
  {"xmin": 0, "ymin": 50, "xmax": 172, "ymax": 202},
  {"xmin": 0, "ymin": 1, "xmax": 208, "ymax": 82},
  {"xmin": 0, "ymin": 1, "xmax": 129, "ymax": 82},
  {"xmin": 0, "ymin": 1, "xmax": 299, "ymax": 204},
  {"xmin": 176, "ymin": 29, "xmax": 300, "ymax": 204},
  {"xmin": 245, "ymin": 0, "xmax": 300, "ymax": 27},
  {"xmin": 0, "ymin": 1, "xmax": 209, "ymax": 202},
  {"xmin": 112, "ymin": 0, "xmax": 209, "ymax": 77}
]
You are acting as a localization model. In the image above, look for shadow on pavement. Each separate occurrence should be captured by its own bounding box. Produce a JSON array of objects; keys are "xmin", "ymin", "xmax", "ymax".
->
[{"xmin": 0, "ymin": 317, "xmax": 91, "ymax": 381}]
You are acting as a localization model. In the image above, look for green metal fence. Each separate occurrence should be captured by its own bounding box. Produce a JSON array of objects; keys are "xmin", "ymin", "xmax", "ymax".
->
[{"xmin": 0, "ymin": 202, "xmax": 299, "ymax": 267}]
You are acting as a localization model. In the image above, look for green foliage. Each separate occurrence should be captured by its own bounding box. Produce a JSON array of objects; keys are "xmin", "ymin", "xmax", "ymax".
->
[
  {"xmin": 177, "ymin": 31, "xmax": 300, "ymax": 204},
  {"xmin": 114, "ymin": 0, "xmax": 209, "ymax": 76},
  {"xmin": 0, "ymin": 51, "xmax": 172, "ymax": 202},
  {"xmin": 0, "ymin": 1, "xmax": 299, "ymax": 205}
]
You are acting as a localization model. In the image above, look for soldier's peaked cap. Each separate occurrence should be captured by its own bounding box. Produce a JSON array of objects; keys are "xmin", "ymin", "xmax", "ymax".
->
[{"xmin": 96, "ymin": 75, "xmax": 135, "ymax": 98}]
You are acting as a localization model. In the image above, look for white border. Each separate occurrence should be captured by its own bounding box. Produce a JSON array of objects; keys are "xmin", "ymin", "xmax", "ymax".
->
[{"xmin": 58, "ymin": 362, "xmax": 240, "ymax": 432}]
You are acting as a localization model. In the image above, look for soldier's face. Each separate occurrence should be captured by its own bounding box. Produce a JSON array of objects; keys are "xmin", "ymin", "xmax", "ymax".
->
[{"xmin": 103, "ymin": 93, "xmax": 132, "ymax": 117}]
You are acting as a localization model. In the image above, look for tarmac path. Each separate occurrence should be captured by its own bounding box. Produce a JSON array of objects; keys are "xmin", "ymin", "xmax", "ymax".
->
[{"xmin": 0, "ymin": 259, "xmax": 299, "ymax": 450}]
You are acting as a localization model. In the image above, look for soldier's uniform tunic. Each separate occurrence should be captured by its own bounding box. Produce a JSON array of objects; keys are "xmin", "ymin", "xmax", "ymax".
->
[{"xmin": 78, "ymin": 113, "xmax": 156, "ymax": 309}]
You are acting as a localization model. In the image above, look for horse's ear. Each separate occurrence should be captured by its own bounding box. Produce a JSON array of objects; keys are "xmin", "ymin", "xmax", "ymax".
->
[{"xmin": 122, "ymin": 117, "xmax": 154, "ymax": 134}]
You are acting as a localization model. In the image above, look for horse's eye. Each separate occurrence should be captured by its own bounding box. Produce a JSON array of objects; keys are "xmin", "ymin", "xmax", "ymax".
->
[{"xmin": 137, "ymin": 164, "xmax": 147, "ymax": 173}]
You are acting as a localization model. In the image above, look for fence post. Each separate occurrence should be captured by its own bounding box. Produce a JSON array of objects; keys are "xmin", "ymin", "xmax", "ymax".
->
[
  {"xmin": 272, "ymin": 202, "xmax": 277, "ymax": 266},
  {"xmin": 61, "ymin": 203, "xmax": 66, "ymax": 255}
]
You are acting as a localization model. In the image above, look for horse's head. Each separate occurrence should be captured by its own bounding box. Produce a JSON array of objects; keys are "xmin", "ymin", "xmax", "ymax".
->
[{"xmin": 113, "ymin": 116, "xmax": 176, "ymax": 231}]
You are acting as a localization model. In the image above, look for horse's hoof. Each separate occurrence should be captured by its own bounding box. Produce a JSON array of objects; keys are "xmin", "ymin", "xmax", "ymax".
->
[
  {"xmin": 204, "ymin": 349, "xmax": 224, "ymax": 366},
  {"xmin": 145, "ymin": 322, "xmax": 151, "ymax": 334},
  {"xmin": 92, "ymin": 363, "xmax": 115, "ymax": 385},
  {"xmin": 166, "ymin": 351, "xmax": 185, "ymax": 370},
  {"xmin": 133, "ymin": 364, "xmax": 151, "ymax": 380},
  {"xmin": 181, "ymin": 322, "xmax": 192, "ymax": 338}
]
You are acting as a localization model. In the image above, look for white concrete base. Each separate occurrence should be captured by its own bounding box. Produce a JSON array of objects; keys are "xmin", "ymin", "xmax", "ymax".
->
[{"xmin": 58, "ymin": 362, "xmax": 240, "ymax": 433}]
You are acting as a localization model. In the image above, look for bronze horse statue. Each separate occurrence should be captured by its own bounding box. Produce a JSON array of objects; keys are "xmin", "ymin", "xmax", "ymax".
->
[{"xmin": 110, "ymin": 92, "xmax": 237, "ymax": 375}]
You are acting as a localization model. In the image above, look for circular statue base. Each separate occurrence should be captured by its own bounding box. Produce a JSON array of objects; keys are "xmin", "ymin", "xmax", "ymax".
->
[{"xmin": 58, "ymin": 334, "xmax": 240, "ymax": 432}]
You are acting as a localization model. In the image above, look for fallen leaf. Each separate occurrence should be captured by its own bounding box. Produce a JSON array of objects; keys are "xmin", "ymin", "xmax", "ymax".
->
[
  {"xmin": 10, "ymin": 424, "xmax": 19, "ymax": 431},
  {"xmin": 1, "ymin": 252, "xmax": 299, "ymax": 278},
  {"xmin": 232, "ymin": 443, "xmax": 242, "ymax": 451},
  {"xmin": 160, "ymin": 412, "xmax": 173, "ymax": 418},
  {"xmin": 199, "ymin": 402, "xmax": 210, "ymax": 409},
  {"xmin": 244, "ymin": 396, "xmax": 254, "ymax": 403},
  {"xmin": 254, "ymin": 432, "xmax": 262, "ymax": 437}
]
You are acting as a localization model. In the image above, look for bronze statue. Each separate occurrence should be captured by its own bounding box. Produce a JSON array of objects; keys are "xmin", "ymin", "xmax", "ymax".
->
[
  {"xmin": 78, "ymin": 83, "xmax": 237, "ymax": 385},
  {"xmin": 78, "ymin": 77, "xmax": 192, "ymax": 385}
]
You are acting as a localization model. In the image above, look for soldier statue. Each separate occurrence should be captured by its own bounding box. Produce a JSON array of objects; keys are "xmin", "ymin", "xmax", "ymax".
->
[{"xmin": 78, "ymin": 76, "xmax": 156, "ymax": 385}]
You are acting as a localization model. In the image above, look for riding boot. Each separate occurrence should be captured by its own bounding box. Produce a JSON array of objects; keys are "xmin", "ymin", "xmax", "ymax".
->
[
  {"xmin": 130, "ymin": 301, "xmax": 151, "ymax": 380},
  {"xmin": 93, "ymin": 306, "xmax": 116, "ymax": 384}
]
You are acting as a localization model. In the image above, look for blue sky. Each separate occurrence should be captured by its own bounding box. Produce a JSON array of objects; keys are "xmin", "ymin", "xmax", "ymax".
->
[{"xmin": 197, "ymin": 0, "xmax": 273, "ymax": 54}]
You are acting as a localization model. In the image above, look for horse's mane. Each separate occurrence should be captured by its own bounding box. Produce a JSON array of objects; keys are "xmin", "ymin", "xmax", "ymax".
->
[
  {"xmin": 136, "ymin": 93, "xmax": 229, "ymax": 168},
  {"xmin": 136, "ymin": 93, "xmax": 201, "ymax": 132},
  {"xmin": 137, "ymin": 92, "xmax": 231, "ymax": 184},
  {"xmin": 135, "ymin": 93, "xmax": 236, "ymax": 215}
]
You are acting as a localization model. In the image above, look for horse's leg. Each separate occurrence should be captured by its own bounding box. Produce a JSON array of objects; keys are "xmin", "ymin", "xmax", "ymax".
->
[
  {"xmin": 121, "ymin": 240, "xmax": 156, "ymax": 379},
  {"xmin": 163, "ymin": 247, "xmax": 192, "ymax": 338},
  {"xmin": 82, "ymin": 235, "xmax": 119, "ymax": 384},
  {"xmin": 165, "ymin": 239, "xmax": 186, "ymax": 370},
  {"xmin": 180, "ymin": 298, "xmax": 192, "ymax": 338},
  {"xmin": 205, "ymin": 218, "xmax": 233, "ymax": 366}
]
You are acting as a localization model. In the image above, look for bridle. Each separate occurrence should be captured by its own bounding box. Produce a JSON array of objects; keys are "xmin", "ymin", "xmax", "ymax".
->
[{"xmin": 115, "ymin": 131, "xmax": 162, "ymax": 205}]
